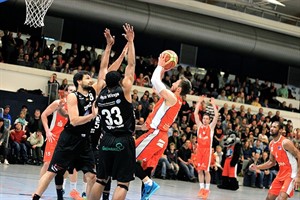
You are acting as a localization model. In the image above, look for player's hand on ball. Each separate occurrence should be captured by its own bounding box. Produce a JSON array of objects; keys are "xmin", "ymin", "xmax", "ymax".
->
[{"xmin": 158, "ymin": 53, "xmax": 166, "ymax": 67}]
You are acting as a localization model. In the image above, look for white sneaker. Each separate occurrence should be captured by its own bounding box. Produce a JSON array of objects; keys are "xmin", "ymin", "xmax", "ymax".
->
[{"xmin": 4, "ymin": 159, "xmax": 9, "ymax": 165}]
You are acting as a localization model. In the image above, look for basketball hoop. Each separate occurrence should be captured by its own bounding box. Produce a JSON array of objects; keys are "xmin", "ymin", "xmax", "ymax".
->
[{"xmin": 24, "ymin": 0, "xmax": 54, "ymax": 28}]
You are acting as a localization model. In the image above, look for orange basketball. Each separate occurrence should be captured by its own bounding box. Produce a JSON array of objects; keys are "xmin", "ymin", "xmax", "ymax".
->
[{"xmin": 161, "ymin": 50, "xmax": 178, "ymax": 71}]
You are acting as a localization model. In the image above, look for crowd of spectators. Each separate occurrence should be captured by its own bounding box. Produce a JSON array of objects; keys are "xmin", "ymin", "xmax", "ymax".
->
[
  {"xmin": 1, "ymin": 30, "xmax": 300, "ymax": 191},
  {"xmin": 0, "ymin": 30, "xmax": 299, "ymax": 113}
]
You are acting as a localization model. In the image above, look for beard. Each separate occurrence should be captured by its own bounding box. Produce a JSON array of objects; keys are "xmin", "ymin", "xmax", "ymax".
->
[
  {"xmin": 270, "ymin": 131, "xmax": 279, "ymax": 137},
  {"xmin": 82, "ymin": 84, "xmax": 93, "ymax": 90}
]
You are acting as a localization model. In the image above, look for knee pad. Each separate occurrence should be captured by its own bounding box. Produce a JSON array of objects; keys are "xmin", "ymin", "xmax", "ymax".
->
[
  {"xmin": 96, "ymin": 179, "xmax": 107, "ymax": 186},
  {"xmin": 117, "ymin": 184, "xmax": 128, "ymax": 191},
  {"xmin": 55, "ymin": 174, "xmax": 64, "ymax": 185}
]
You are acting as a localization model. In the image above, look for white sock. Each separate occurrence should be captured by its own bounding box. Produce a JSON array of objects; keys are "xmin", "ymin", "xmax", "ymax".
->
[
  {"xmin": 205, "ymin": 183, "xmax": 210, "ymax": 190},
  {"xmin": 70, "ymin": 181, "xmax": 77, "ymax": 190},
  {"xmin": 82, "ymin": 182, "xmax": 87, "ymax": 194},
  {"xmin": 200, "ymin": 183, "xmax": 205, "ymax": 189},
  {"xmin": 62, "ymin": 178, "xmax": 67, "ymax": 190},
  {"xmin": 144, "ymin": 179, "xmax": 153, "ymax": 186}
]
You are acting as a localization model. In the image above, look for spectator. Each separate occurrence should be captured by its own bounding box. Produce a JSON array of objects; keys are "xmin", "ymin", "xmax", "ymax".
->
[
  {"xmin": 2, "ymin": 105, "xmax": 12, "ymax": 129},
  {"xmin": 14, "ymin": 111, "xmax": 28, "ymax": 130},
  {"xmin": 0, "ymin": 118, "xmax": 9, "ymax": 164},
  {"xmin": 177, "ymin": 140, "xmax": 196, "ymax": 182},
  {"xmin": 243, "ymin": 152, "xmax": 264, "ymax": 188},
  {"xmin": 210, "ymin": 146, "xmax": 223, "ymax": 184},
  {"xmin": 17, "ymin": 54, "xmax": 32, "ymax": 67},
  {"xmin": 277, "ymin": 84, "xmax": 288, "ymax": 98},
  {"xmin": 26, "ymin": 129, "xmax": 44, "ymax": 165},
  {"xmin": 10, "ymin": 122, "xmax": 28, "ymax": 163},
  {"xmin": 168, "ymin": 130, "xmax": 180, "ymax": 150}
]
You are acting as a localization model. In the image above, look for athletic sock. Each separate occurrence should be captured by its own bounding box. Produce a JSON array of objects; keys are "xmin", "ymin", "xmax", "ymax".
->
[
  {"xmin": 32, "ymin": 194, "xmax": 41, "ymax": 200},
  {"xmin": 199, "ymin": 183, "xmax": 205, "ymax": 189},
  {"xmin": 56, "ymin": 189, "xmax": 64, "ymax": 200},
  {"xmin": 70, "ymin": 181, "xmax": 77, "ymax": 190},
  {"xmin": 144, "ymin": 179, "xmax": 153, "ymax": 186},
  {"xmin": 82, "ymin": 181, "xmax": 87, "ymax": 194},
  {"xmin": 62, "ymin": 178, "xmax": 67, "ymax": 190},
  {"xmin": 205, "ymin": 183, "xmax": 210, "ymax": 190},
  {"xmin": 102, "ymin": 192, "xmax": 109, "ymax": 200}
]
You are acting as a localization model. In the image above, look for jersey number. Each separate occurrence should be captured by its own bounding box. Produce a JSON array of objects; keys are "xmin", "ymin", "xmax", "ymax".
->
[{"xmin": 101, "ymin": 107, "xmax": 123, "ymax": 126}]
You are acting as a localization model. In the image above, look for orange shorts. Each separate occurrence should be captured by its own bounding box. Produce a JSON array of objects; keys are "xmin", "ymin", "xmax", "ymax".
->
[
  {"xmin": 194, "ymin": 148, "xmax": 211, "ymax": 171},
  {"xmin": 269, "ymin": 177, "xmax": 294, "ymax": 198},
  {"xmin": 222, "ymin": 157, "xmax": 237, "ymax": 178},
  {"xmin": 43, "ymin": 133, "xmax": 61, "ymax": 162},
  {"xmin": 135, "ymin": 129, "xmax": 168, "ymax": 170}
]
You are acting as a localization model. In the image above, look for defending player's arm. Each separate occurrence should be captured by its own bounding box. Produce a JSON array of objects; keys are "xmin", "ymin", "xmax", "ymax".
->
[
  {"xmin": 194, "ymin": 96, "xmax": 204, "ymax": 127},
  {"xmin": 41, "ymin": 100, "xmax": 60, "ymax": 142},
  {"xmin": 121, "ymin": 23, "xmax": 135, "ymax": 97},
  {"xmin": 282, "ymin": 139, "xmax": 300, "ymax": 188},
  {"xmin": 151, "ymin": 54, "xmax": 177, "ymax": 106},
  {"xmin": 209, "ymin": 98, "xmax": 219, "ymax": 129},
  {"xmin": 67, "ymin": 93, "xmax": 98, "ymax": 126},
  {"xmin": 108, "ymin": 43, "xmax": 128, "ymax": 72},
  {"xmin": 93, "ymin": 28, "xmax": 115, "ymax": 94}
]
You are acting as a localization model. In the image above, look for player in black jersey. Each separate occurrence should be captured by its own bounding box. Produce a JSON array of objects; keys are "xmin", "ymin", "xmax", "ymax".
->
[
  {"xmin": 89, "ymin": 114, "xmax": 111, "ymax": 200},
  {"xmin": 89, "ymin": 23, "xmax": 136, "ymax": 200},
  {"xmin": 32, "ymin": 29, "xmax": 115, "ymax": 200}
]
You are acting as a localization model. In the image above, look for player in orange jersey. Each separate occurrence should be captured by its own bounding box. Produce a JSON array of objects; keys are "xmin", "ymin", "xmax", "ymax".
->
[
  {"xmin": 250, "ymin": 121, "xmax": 300, "ymax": 200},
  {"xmin": 40, "ymin": 84, "xmax": 77, "ymax": 200},
  {"xmin": 194, "ymin": 96, "xmax": 218, "ymax": 199},
  {"xmin": 135, "ymin": 53, "xmax": 192, "ymax": 200}
]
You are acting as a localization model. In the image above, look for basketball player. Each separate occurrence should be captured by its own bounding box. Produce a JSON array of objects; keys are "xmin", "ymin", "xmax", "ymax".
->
[
  {"xmin": 135, "ymin": 53, "xmax": 192, "ymax": 200},
  {"xmin": 193, "ymin": 96, "xmax": 218, "ymax": 199},
  {"xmin": 250, "ymin": 121, "xmax": 300, "ymax": 200},
  {"xmin": 89, "ymin": 23, "xmax": 136, "ymax": 200},
  {"xmin": 32, "ymin": 28, "xmax": 115, "ymax": 200},
  {"xmin": 40, "ymin": 84, "xmax": 76, "ymax": 200}
]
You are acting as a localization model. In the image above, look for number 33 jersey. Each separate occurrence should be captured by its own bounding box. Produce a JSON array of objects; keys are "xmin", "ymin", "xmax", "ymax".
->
[{"xmin": 96, "ymin": 85, "xmax": 135, "ymax": 135}]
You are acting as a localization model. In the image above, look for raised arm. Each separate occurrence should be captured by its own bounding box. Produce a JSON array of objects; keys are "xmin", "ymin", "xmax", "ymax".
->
[
  {"xmin": 194, "ymin": 96, "xmax": 204, "ymax": 127},
  {"xmin": 121, "ymin": 23, "xmax": 135, "ymax": 96},
  {"xmin": 108, "ymin": 43, "xmax": 128, "ymax": 72},
  {"xmin": 93, "ymin": 28, "xmax": 115, "ymax": 94},
  {"xmin": 151, "ymin": 54, "xmax": 177, "ymax": 106},
  {"xmin": 209, "ymin": 97, "xmax": 219, "ymax": 129}
]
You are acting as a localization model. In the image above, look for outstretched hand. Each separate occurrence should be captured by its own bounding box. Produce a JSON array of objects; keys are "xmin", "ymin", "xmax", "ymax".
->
[
  {"xmin": 122, "ymin": 23, "xmax": 134, "ymax": 42},
  {"xmin": 158, "ymin": 53, "xmax": 166, "ymax": 68},
  {"xmin": 104, "ymin": 28, "xmax": 115, "ymax": 46}
]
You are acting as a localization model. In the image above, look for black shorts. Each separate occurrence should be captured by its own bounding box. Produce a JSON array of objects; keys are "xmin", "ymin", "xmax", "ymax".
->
[
  {"xmin": 97, "ymin": 133, "xmax": 135, "ymax": 183},
  {"xmin": 48, "ymin": 130, "xmax": 95, "ymax": 175}
]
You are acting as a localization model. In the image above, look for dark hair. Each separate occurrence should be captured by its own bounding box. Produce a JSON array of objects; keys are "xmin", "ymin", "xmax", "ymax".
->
[
  {"xmin": 105, "ymin": 71, "xmax": 122, "ymax": 88},
  {"xmin": 203, "ymin": 113, "xmax": 210, "ymax": 118},
  {"xmin": 179, "ymin": 77, "xmax": 191, "ymax": 96},
  {"xmin": 73, "ymin": 71, "xmax": 90, "ymax": 88}
]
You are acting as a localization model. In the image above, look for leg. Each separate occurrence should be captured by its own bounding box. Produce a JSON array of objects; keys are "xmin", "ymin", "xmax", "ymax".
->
[
  {"xmin": 160, "ymin": 159, "xmax": 167, "ymax": 178},
  {"xmin": 89, "ymin": 178, "xmax": 108, "ymax": 200},
  {"xmin": 55, "ymin": 173, "xmax": 64, "ymax": 200},
  {"xmin": 102, "ymin": 178, "xmax": 111, "ymax": 200},
  {"xmin": 33, "ymin": 171, "xmax": 57, "ymax": 198},
  {"xmin": 40, "ymin": 162, "xmax": 49, "ymax": 178},
  {"xmin": 266, "ymin": 193, "xmax": 277, "ymax": 200},
  {"xmin": 204, "ymin": 170, "xmax": 211, "ymax": 188},
  {"xmin": 84, "ymin": 172, "xmax": 96, "ymax": 197},
  {"xmin": 111, "ymin": 182, "xmax": 129, "ymax": 200}
]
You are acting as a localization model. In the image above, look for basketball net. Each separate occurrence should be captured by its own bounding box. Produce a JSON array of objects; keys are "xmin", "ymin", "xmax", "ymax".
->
[{"xmin": 24, "ymin": 0, "xmax": 54, "ymax": 28}]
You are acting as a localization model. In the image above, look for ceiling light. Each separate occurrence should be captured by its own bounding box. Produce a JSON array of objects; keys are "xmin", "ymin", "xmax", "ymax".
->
[{"xmin": 264, "ymin": 0, "xmax": 286, "ymax": 7}]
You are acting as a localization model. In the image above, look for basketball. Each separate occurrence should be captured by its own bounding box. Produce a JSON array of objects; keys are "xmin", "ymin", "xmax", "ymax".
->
[{"xmin": 161, "ymin": 50, "xmax": 178, "ymax": 71}]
